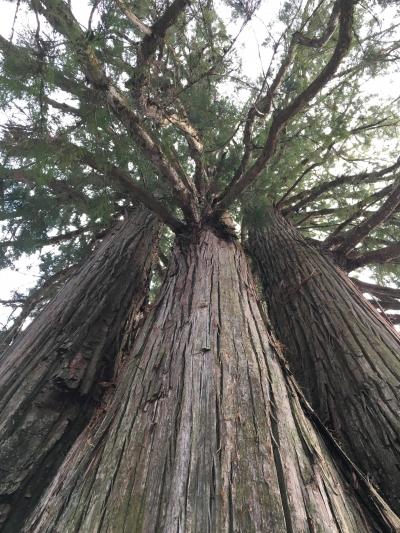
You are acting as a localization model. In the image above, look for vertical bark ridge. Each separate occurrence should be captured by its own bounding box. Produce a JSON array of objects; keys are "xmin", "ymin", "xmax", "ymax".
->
[
  {"xmin": 25, "ymin": 228, "xmax": 398, "ymax": 532},
  {"xmin": 0, "ymin": 208, "xmax": 159, "ymax": 532},
  {"xmin": 249, "ymin": 209, "xmax": 400, "ymax": 514}
]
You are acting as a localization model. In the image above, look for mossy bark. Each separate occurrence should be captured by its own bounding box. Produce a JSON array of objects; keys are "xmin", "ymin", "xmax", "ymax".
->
[
  {"xmin": 25, "ymin": 228, "xmax": 398, "ymax": 532},
  {"xmin": 0, "ymin": 208, "xmax": 159, "ymax": 531},
  {"xmin": 249, "ymin": 209, "xmax": 400, "ymax": 514}
]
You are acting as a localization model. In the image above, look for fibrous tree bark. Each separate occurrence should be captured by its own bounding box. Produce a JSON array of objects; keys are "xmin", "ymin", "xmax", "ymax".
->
[
  {"xmin": 0, "ymin": 207, "xmax": 159, "ymax": 531},
  {"xmin": 249, "ymin": 209, "xmax": 400, "ymax": 514},
  {"xmin": 25, "ymin": 226, "xmax": 399, "ymax": 532}
]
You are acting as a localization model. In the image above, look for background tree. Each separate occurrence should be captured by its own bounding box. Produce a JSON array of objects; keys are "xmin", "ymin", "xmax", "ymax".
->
[{"xmin": 1, "ymin": 0, "xmax": 400, "ymax": 530}]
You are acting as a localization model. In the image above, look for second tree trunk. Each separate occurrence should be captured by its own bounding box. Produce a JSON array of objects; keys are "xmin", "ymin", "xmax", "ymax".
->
[{"xmin": 249, "ymin": 209, "xmax": 400, "ymax": 514}]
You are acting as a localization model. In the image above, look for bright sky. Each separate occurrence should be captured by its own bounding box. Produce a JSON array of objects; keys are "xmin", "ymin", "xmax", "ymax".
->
[{"xmin": 0, "ymin": 0, "xmax": 399, "ymax": 328}]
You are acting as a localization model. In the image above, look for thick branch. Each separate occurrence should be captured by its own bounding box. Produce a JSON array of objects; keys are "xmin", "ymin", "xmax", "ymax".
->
[
  {"xmin": 347, "ymin": 243, "xmax": 400, "ymax": 270},
  {"xmin": 328, "ymin": 179, "xmax": 400, "ymax": 256},
  {"xmin": 231, "ymin": 1, "xmax": 341, "ymax": 186},
  {"xmin": 139, "ymin": 0, "xmax": 190, "ymax": 65},
  {"xmin": 214, "ymin": 0, "xmax": 354, "ymax": 211},
  {"xmin": 352, "ymin": 279, "xmax": 400, "ymax": 300},
  {"xmin": 73, "ymin": 143, "xmax": 184, "ymax": 232},
  {"xmin": 115, "ymin": 0, "xmax": 151, "ymax": 35},
  {"xmin": 41, "ymin": 94, "xmax": 81, "ymax": 116},
  {"xmin": 3, "ymin": 133, "xmax": 184, "ymax": 231},
  {"xmin": 136, "ymin": 98, "xmax": 206, "ymax": 194},
  {"xmin": 127, "ymin": 0, "xmax": 205, "ymax": 194},
  {"xmin": 322, "ymin": 183, "xmax": 396, "ymax": 247}
]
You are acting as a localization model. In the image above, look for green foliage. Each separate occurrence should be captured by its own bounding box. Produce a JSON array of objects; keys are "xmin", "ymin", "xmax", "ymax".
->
[{"xmin": 1, "ymin": 0, "xmax": 400, "ymax": 322}]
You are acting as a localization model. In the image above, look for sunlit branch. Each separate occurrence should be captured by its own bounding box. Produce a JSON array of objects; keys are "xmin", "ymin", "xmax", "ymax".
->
[{"xmin": 115, "ymin": 0, "xmax": 151, "ymax": 35}]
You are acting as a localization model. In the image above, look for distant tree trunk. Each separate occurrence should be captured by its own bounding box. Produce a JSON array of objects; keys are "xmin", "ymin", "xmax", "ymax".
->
[
  {"xmin": 249, "ymin": 208, "xmax": 400, "ymax": 514},
  {"xmin": 25, "ymin": 227, "xmax": 398, "ymax": 532},
  {"xmin": 0, "ymin": 208, "xmax": 159, "ymax": 531}
]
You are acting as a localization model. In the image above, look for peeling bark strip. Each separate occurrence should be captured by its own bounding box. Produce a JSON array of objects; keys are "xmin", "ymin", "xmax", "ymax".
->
[
  {"xmin": 0, "ymin": 208, "xmax": 159, "ymax": 532},
  {"xmin": 249, "ymin": 209, "xmax": 400, "ymax": 515},
  {"xmin": 26, "ymin": 229, "xmax": 398, "ymax": 532}
]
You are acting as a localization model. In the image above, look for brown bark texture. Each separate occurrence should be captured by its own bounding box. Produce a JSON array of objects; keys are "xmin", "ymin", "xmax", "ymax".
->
[
  {"xmin": 249, "ymin": 209, "xmax": 400, "ymax": 515},
  {"xmin": 0, "ymin": 208, "xmax": 159, "ymax": 531},
  {"xmin": 25, "ymin": 227, "xmax": 399, "ymax": 532}
]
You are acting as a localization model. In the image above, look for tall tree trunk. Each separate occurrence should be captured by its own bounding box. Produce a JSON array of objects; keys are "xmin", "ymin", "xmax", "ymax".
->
[
  {"xmin": 249, "ymin": 209, "xmax": 400, "ymax": 514},
  {"xmin": 25, "ymin": 227, "xmax": 398, "ymax": 532},
  {"xmin": 0, "ymin": 208, "xmax": 159, "ymax": 531}
]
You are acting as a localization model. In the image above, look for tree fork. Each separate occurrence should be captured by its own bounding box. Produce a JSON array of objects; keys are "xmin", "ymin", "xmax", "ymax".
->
[
  {"xmin": 249, "ymin": 208, "xmax": 400, "ymax": 514},
  {"xmin": 25, "ymin": 227, "xmax": 398, "ymax": 532},
  {"xmin": 0, "ymin": 207, "xmax": 159, "ymax": 531}
]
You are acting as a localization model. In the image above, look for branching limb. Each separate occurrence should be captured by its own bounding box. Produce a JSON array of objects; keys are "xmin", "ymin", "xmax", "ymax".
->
[
  {"xmin": 214, "ymin": 0, "xmax": 354, "ymax": 211},
  {"xmin": 3, "ymin": 135, "xmax": 183, "ymax": 232},
  {"xmin": 31, "ymin": 0, "xmax": 198, "ymax": 223},
  {"xmin": 126, "ymin": 0, "xmax": 206, "ymax": 196},
  {"xmin": 284, "ymin": 157, "xmax": 400, "ymax": 214},
  {"xmin": 231, "ymin": 2, "xmax": 341, "ymax": 186},
  {"xmin": 322, "ymin": 184, "xmax": 396, "ymax": 247},
  {"xmin": 346, "ymin": 243, "xmax": 400, "ymax": 271},
  {"xmin": 136, "ymin": 97, "xmax": 206, "ymax": 195},
  {"xmin": 72, "ymin": 143, "xmax": 184, "ymax": 232},
  {"xmin": 1, "ymin": 227, "xmax": 88, "ymax": 248},
  {"xmin": 327, "ymin": 179, "xmax": 400, "ymax": 256},
  {"xmin": 352, "ymin": 279, "xmax": 400, "ymax": 300},
  {"xmin": 115, "ymin": 0, "xmax": 151, "ymax": 35}
]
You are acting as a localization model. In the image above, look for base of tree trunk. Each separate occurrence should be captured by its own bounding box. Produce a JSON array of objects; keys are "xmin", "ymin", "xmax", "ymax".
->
[{"xmin": 24, "ymin": 228, "xmax": 399, "ymax": 532}]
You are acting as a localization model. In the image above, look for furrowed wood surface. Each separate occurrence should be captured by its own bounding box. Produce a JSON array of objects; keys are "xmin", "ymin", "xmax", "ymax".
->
[
  {"xmin": 0, "ymin": 208, "xmax": 159, "ymax": 532},
  {"xmin": 249, "ymin": 209, "xmax": 400, "ymax": 515},
  {"xmin": 25, "ymin": 228, "xmax": 399, "ymax": 532}
]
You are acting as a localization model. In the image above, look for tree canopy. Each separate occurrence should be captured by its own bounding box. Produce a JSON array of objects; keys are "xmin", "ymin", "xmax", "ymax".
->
[{"xmin": 1, "ymin": 0, "xmax": 400, "ymax": 340}]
